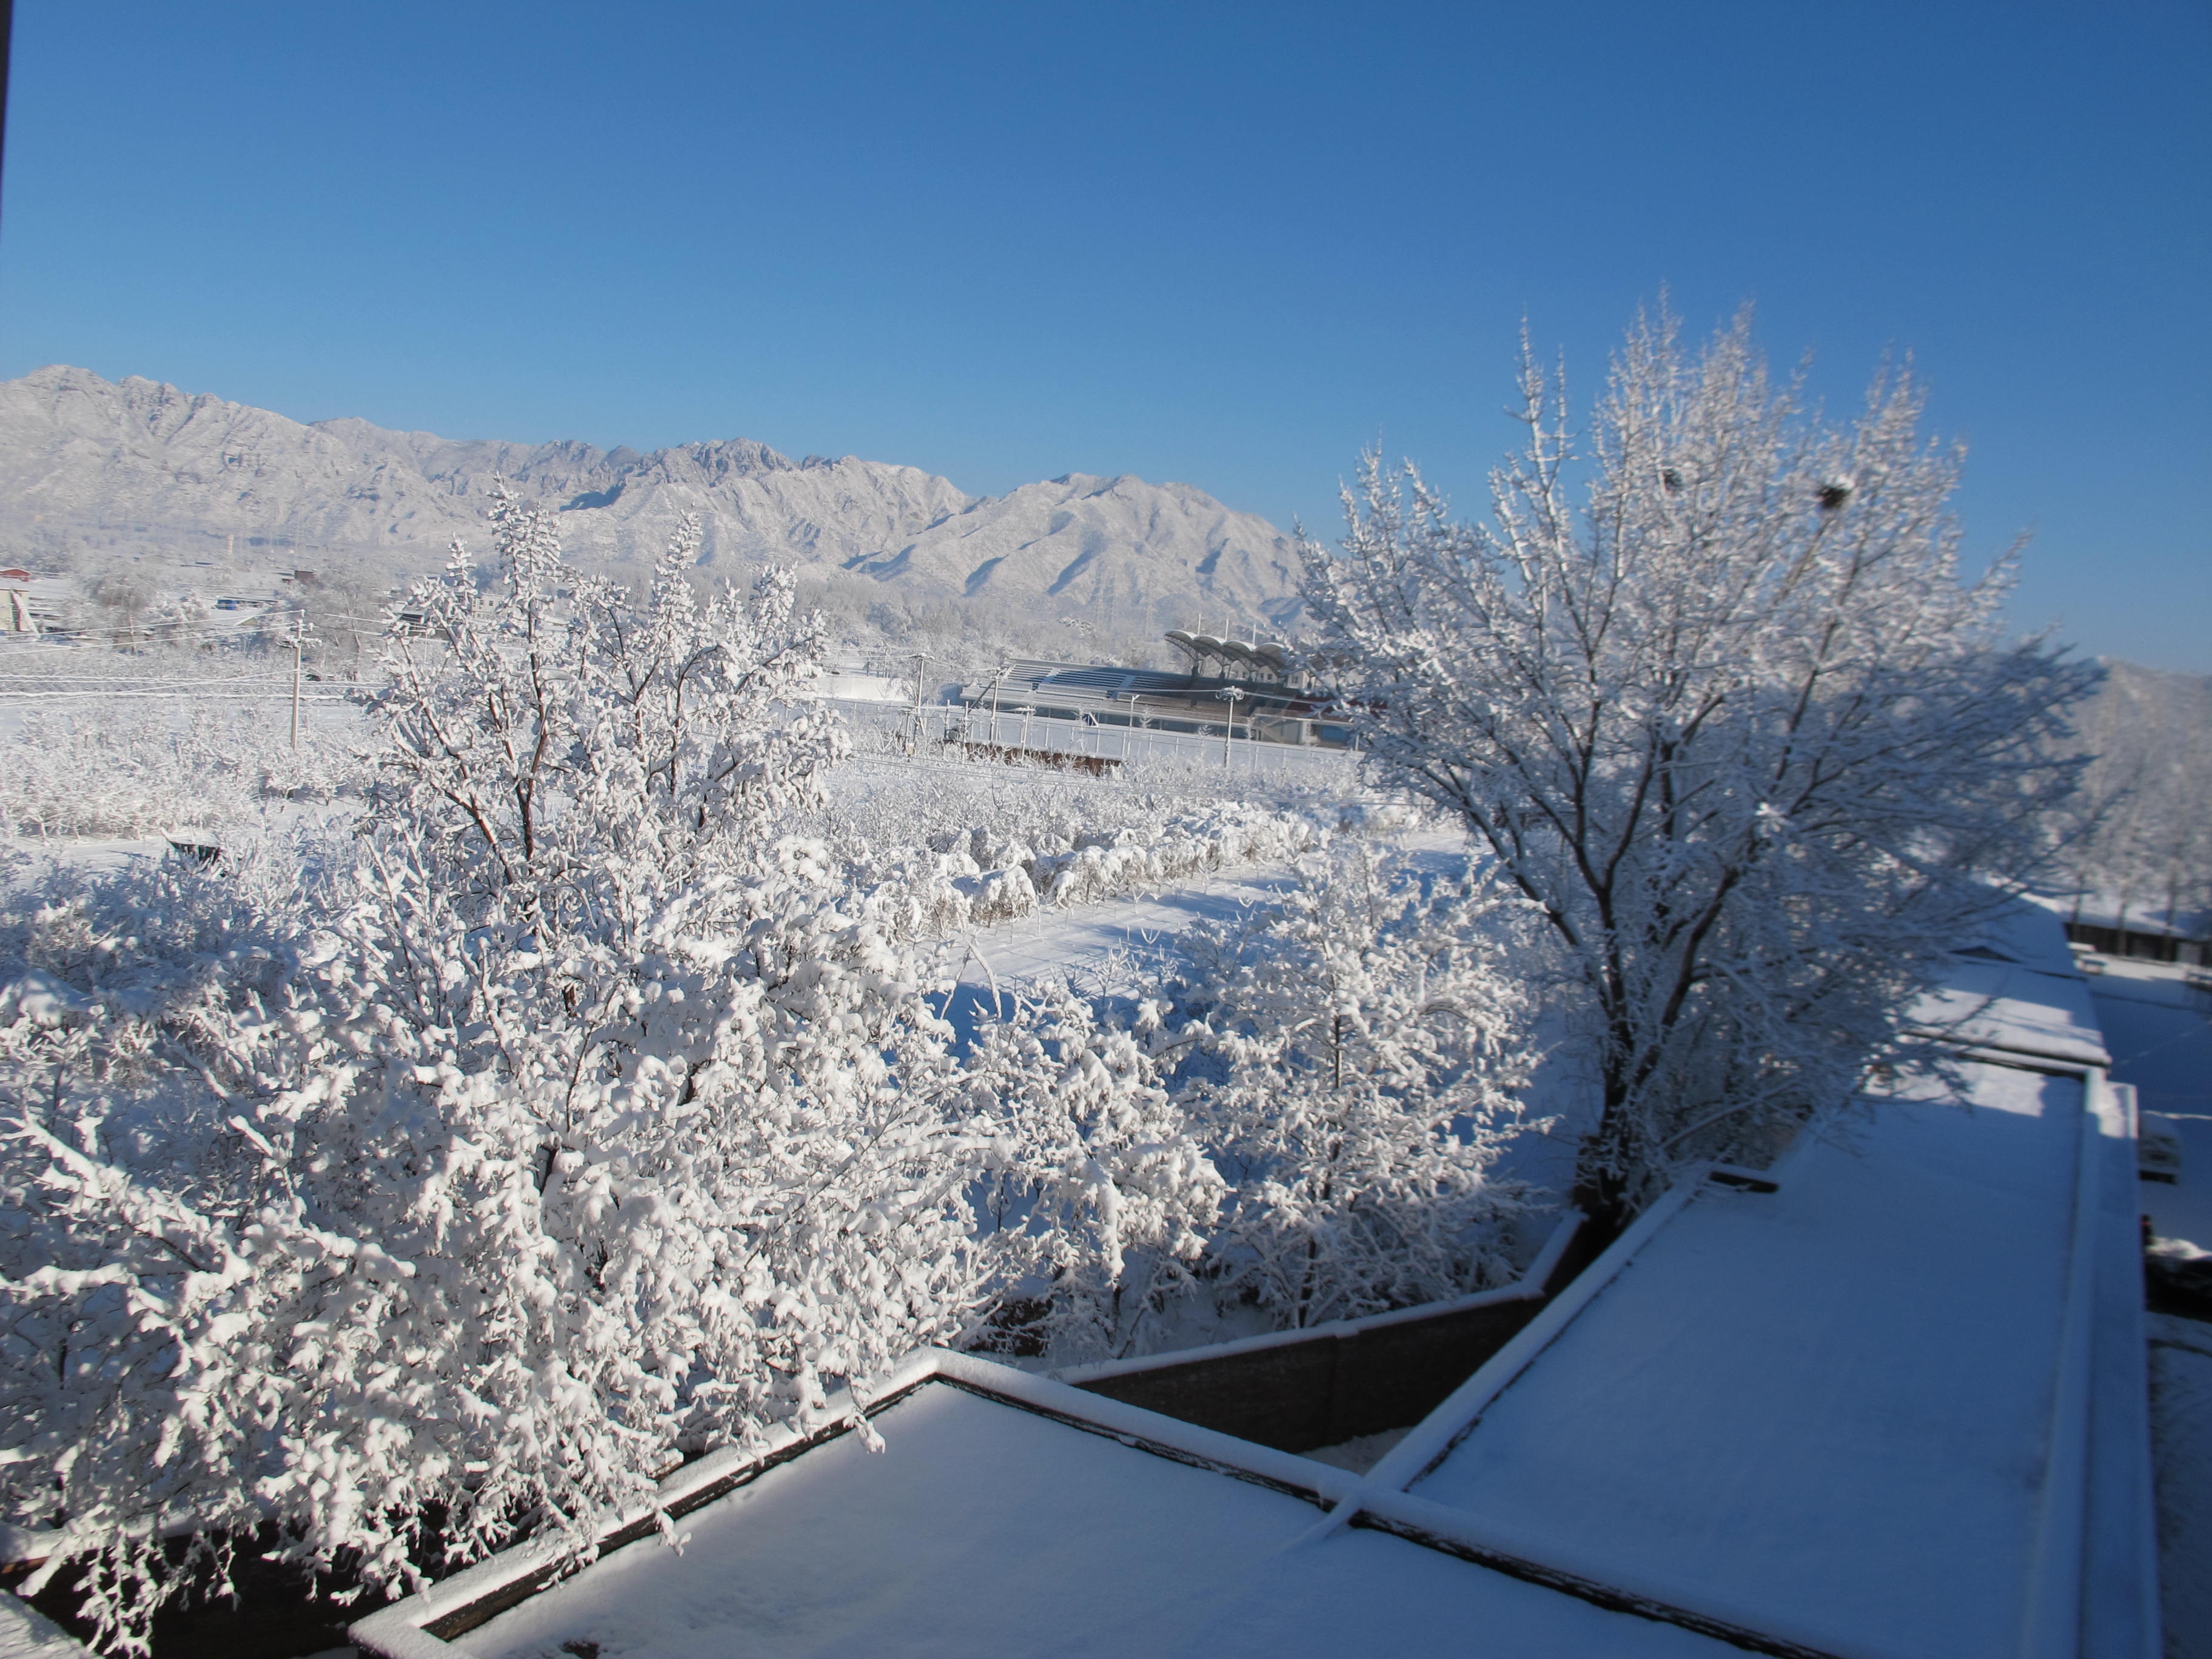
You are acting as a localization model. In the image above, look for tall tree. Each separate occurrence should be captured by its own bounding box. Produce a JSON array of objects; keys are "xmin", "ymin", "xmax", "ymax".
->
[{"xmin": 1299, "ymin": 306, "xmax": 2096, "ymax": 1232}]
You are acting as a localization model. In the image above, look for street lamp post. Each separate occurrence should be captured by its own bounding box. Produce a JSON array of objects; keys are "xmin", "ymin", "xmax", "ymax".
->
[
  {"xmin": 990, "ymin": 662, "xmax": 1013, "ymax": 749},
  {"xmin": 1216, "ymin": 685, "xmax": 1247, "ymax": 769}
]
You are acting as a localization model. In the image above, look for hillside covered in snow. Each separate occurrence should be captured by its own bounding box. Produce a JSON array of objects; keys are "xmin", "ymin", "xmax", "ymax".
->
[{"xmin": 0, "ymin": 365, "xmax": 1302, "ymax": 634}]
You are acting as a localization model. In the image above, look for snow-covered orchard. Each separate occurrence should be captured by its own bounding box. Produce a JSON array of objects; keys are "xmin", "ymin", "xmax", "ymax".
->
[{"xmin": 0, "ymin": 491, "xmax": 1540, "ymax": 1654}]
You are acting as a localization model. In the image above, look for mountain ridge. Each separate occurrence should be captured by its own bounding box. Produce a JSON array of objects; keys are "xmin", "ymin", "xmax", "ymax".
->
[{"xmin": 0, "ymin": 365, "xmax": 1301, "ymax": 634}]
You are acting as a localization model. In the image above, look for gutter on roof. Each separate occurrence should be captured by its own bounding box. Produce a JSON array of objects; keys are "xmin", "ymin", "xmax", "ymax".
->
[{"xmin": 2018, "ymin": 1081, "xmax": 2106, "ymax": 1659}]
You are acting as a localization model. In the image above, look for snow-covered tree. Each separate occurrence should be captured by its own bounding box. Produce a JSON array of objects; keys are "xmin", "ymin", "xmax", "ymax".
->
[
  {"xmin": 2050, "ymin": 660, "xmax": 2212, "ymax": 938},
  {"xmin": 371, "ymin": 488, "xmax": 848, "ymax": 908},
  {"xmin": 0, "ymin": 493, "xmax": 1195, "ymax": 1654},
  {"xmin": 1299, "ymin": 306, "xmax": 2097, "ymax": 1232},
  {"xmin": 1181, "ymin": 843, "xmax": 1541, "ymax": 1327}
]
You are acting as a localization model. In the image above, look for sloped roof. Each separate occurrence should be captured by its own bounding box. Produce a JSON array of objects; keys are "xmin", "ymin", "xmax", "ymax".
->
[
  {"xmin": 1404, "ymin": 1065, "xmax": 2112, "ymax": 1658},
  {"xmin": 434, "ymin": 1377, "xmax": 1734, "ymax": 1659}
]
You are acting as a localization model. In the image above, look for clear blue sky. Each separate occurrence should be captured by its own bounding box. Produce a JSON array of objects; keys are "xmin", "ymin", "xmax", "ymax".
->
[{"xmin": 2, "ymin": 1, "xmax": 2205, "ymax": 668}]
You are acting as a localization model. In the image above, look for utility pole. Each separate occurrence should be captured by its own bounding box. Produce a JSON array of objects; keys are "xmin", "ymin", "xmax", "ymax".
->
[
  {"xmin": 910, "ymin": 651, "xmax": 929, "ymax": 758},
  {"xmin": 287, "ymin": 611, "xmax": 305, "ymax": 749}
]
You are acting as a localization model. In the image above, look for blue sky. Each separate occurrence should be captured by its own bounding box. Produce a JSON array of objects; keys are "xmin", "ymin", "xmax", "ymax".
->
[{"xmin": 2, "ymin": 1, "xmax": 2205, "ymax": 668}]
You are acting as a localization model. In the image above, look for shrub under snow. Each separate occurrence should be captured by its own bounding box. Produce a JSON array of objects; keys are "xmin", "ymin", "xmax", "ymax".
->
[
  {"xmin": 1176, "ymin": 840, "xmax": 1546, "ymax": 1329},
  {"xmin": 0, "ymin": 495, "xmax": 1544, "ymax": 1655},
  {"xmin": 0, "ymin": 498, "xmax": 1222, "ymax": 1654},
  {"xmin": 845, "ymin": 802, "xmax": 1333, "ymax": 940},
  {"xmin": 0, "ymin": 702, "xmax": 361, "ymax": 840}
]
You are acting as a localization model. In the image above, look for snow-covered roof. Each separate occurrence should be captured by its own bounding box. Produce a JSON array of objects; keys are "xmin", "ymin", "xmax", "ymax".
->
[
  {"xmin": 0, "ymin": 1593, "xmax": 88, "ymax": 1659},
  {"xmin": 1912, "ymin": 897, "xmax": 2112, "ymax": 1067},
  {"xmin": 358, "ymin": 1357, "xmax": 1745, "ymax": 1659},
  {"xmin": 1915, "ymin": 955, "xmax": 2110, "ymax": 1067},
  {"xmin": 1401, "ymin": 1061, "xmax": 2143, "ymax": 1658},
  {"xmin": 1965, "ymin": 896, "xmax": 2091, "ymax": 976},
  {"xmin": 1371, "ymin": 906, "xmax": 2156, "ymax": 1658},
  {"xmin": 2037, "ymin": 893, "xmax": 2210, "ymax": 945}
]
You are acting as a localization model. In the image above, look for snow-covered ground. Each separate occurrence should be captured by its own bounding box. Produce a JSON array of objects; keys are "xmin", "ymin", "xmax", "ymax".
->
[
  {"xmin": 2086, "ymin": 959, "xmax": 2212, "ymax": 1252},
  {"xmin": 945, "ymin": 824, "xmax": 1467, "ymax": 992}
]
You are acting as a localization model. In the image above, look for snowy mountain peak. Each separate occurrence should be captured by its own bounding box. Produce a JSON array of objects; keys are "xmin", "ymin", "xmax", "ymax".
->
[{"xmin": 0, "ymin": 367, "xmax": 1299, "ymax": 632}]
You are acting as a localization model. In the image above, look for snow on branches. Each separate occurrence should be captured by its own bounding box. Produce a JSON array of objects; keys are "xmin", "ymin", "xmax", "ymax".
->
[
  {"xmin": 370, "ymin": 488, "xmax": 849, "ymax": 903},
  {"xmin": 1299, "ymin": 304, "xmax": 2098, "ymax": 1229},
  {"xmin": 0, "ymin": 497, "xmax": 1204, "ymax": 1652},
  {"xmin": 1180, "ymin": 842, "xmax": 1542, "ymax": 1329},
  {"xmin": 962, "ymin": 983, "xmax": 1223, "ymax": 1363}
]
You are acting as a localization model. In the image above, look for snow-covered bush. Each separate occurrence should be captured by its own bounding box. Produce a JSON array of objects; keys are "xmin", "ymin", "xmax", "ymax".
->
[
  {"xmin": 0, "ymin": 495, "xmax": 1207, "ymax": 1654},
  {"xmin": 842, "ymin": 802, "xmax": 1333, "ymax": 942},
  {"xmin": 961, "ymin": 983, "xmax": 1224, "ymax": 1364},
  {"xmin": 1178, "ymin": 842, "xmax": 1544, "ymax": 1328},
  {"xmin": 814, "ymin": 739, "xmax": 1346, "ymax": 871},
  {"xmin": 0, "ymin": 836, "xmax": 338, "ymax": 1651},
  {"xmin": 0, "ymin": 701, "xmax": 360, "ymax": 840}
]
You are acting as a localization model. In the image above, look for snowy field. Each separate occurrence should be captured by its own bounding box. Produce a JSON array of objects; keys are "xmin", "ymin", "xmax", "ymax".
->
[{"xmin": 829, "ymin": 693, "xmax": 1358, "ymax": 780}]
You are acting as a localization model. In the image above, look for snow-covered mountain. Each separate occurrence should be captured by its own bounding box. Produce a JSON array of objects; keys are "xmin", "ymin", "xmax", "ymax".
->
[{"xmin": 0, "ymin": 366, "xmax": 1301, "ymax": 631}]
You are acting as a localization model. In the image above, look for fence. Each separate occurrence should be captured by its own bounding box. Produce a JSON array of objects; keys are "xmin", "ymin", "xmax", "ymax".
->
[{"xmin": 827, "ymin": 699, "xmax": 1358, "ymax": 784}]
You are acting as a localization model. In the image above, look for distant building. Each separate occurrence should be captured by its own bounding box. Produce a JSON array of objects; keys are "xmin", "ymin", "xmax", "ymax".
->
[
  {"xmin": 959, "ymin": 638, "xmax": 1351, "ymax": 749},
  {"xmin": 2064, "ymin": 913, "xmax": 2211, "ymax": 967},
  {"xmin": 1162, "ymin": 628, "xmax": 1308, "ymax": 686},
  {"xmin": 0, "ymin": 575, "xmax": 73, "ymax": 634}
]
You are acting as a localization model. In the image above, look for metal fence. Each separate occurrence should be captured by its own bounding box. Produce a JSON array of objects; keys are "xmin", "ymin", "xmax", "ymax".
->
[{"xmin": 826, "ymin": 699, "xmax": 1357, "ymax": 782}]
